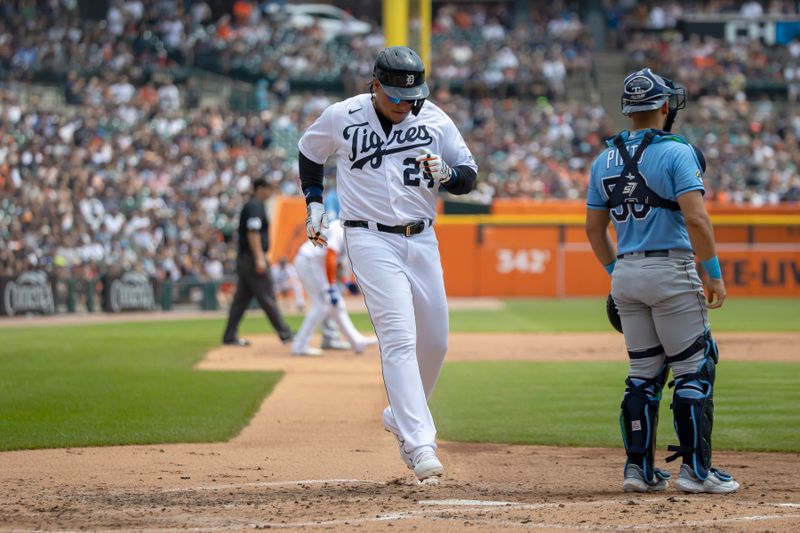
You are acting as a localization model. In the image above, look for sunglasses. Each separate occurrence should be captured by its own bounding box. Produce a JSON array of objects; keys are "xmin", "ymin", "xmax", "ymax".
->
[{"xmin": 380, "ymin": 83, "xmax": 416, "ymax": 105}]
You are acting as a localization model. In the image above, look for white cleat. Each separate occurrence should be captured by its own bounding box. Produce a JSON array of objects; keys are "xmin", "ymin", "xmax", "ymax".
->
[
  {"xmin": 674, "ymin": 464, "xmax": 739, "ymax": 494},
  {"xmin": 413, "ymin": 451, "xmax": 444, "ymax": 482},
  {"xmin": 291, "ymin": 347, "xmax": 323, "ymax": 357},
  {"xmin": 321, "ymin": 339, "xmax": 351, "ymax": 351},
  {"xmin": 354, "ymin": 336, "xmax": 379, "ymax": 354}
]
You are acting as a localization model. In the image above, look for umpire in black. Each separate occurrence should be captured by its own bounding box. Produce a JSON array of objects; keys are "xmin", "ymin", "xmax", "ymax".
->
[{"xmin": 222, "ymin": 178, "xmax": 293, "ymax": 346}]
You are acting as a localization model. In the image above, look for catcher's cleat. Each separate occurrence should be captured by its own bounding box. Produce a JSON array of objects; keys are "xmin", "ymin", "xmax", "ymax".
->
[
  {"xmin": 674, "ymin": 464, "xmax": 739, "ymax": 494},
  {"xmin": 623, "ymin": 463, "xmax": 670, "ymax": 493}
]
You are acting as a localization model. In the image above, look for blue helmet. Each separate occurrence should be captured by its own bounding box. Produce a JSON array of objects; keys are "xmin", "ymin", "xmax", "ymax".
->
[{"xmin": 621, "ymin": 68, "xmax": 686, "ymax": 116}]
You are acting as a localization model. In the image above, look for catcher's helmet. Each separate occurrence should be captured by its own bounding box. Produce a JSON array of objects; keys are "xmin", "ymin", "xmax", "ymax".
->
[
  {"xmin": 373, "ymin": 46, "xmax": 430, "ymax": 101},
  {"xmin": 621, "ymin": 67, "xmax": 686, "ymax": 116}
]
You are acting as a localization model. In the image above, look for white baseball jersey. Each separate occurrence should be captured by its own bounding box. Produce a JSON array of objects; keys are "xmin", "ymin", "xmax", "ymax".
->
[
  {"xmin": 295, "ymin": 219, "xmax": 345, "ymax": 265},
  {"xmin": 298, "ymin": 93, "xmax": 476, "ymax": 225}
]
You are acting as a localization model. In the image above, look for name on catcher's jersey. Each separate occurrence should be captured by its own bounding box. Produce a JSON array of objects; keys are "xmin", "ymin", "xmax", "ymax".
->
[
  {"xmin": 586, "ymin": 129, "xmax": 705, "ymax": 255},
  {"xmin": 298, "ymin": 94, "xmax": 476, "ymax": 226}
]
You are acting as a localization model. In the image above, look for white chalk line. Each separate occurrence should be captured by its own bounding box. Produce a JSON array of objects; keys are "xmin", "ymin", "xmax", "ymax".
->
[
  {"xmin": 126, "ymin": 478, "xmax": 800, "ymax": 531},
  {"xmin": 3, "ymin": 487, "xmax": 799, "ymax": 533},
  {"xmin": 420, "ymin": 498, "xmax": 518, "ymax": 506},
  {"xmin": 212, "ymin": 495, "xmax": 800, "ymax": 531},
  {"xmin": 423, "ymin": 512, "xmax": 800, "ymax": 532},
  {"xmin": 3, "ymin": 510, "xmax": 799, "ymax": 533},
  {"xmin": 237, "ymin": 507, "xmax": 800, "ymax": 531}
]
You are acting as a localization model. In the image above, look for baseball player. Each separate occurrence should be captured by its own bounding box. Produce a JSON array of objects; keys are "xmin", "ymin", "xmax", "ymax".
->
[
  {"xmin": 290, "ymin": 218, "xmax": 378, "ymax": 356},
  {"xmin": 297, "ymin": 46, "xmax": 477, "ymax": 482},
  {"xmin": 271, "ymin": 256, "xmax": 305, "ymax": 313},
  {"xmin": 585, "ymin": 68, "xmax": 738, "ymax": 494}
]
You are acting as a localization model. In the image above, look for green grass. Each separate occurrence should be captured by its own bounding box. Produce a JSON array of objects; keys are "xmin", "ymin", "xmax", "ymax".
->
[
  {"xmin": 0, "ymin": 297, "xmax": 797, "ymax": 451},
  {"xmin": 338, "ymin": 297, "xmax": 800, "ymax": 333},
  {"xmin": 446, "ymin": 297, "xmax": 800, "ymax": 332},
  {"xmin": 0, "ymin": 319, "xmax": 285, "ymax": 451},
  {"xmin": 431, "ymin": 361, "xmax": 800, "ymax": 452}
]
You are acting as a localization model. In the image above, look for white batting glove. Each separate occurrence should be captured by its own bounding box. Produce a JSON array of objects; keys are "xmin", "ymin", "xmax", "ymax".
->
[
  {"xmin": 305, "ymin": 201, "xmax": 329, "ymax": 247},
  {"xmin": 416, "ymin": 149, "xmax": 453, "ymax": 184}
]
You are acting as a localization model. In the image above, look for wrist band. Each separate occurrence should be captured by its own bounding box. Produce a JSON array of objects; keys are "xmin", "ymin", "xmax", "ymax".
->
[
  {"xmin": 303, "ymin": 186, "xmax": 323, "ymax": 205},
  {"xmin": 700, "ymin": 256, "xmax": 722, "ymax": 279},
  {"xmin": 603, "ymin": 260, "xmax": 616, "ymax": 276}
]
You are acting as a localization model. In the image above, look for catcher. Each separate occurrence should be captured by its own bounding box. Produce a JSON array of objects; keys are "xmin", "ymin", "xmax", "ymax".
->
[{"xmin": 586, "ymin": 68, "xmax": 738, "ymax": 494}]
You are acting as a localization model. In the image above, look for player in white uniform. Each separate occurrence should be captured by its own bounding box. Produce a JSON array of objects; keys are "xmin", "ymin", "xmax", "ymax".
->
[
  {"xmin": 271, "ymin": 257, "xmax": 305, "ymax": 313},
  {"xmin": 291, "ymin": 219, "xmax": 378, "ymax": 356},
  {"xmin": 298, "ymin": 46, "xmax": 477, "ymax": 483}
]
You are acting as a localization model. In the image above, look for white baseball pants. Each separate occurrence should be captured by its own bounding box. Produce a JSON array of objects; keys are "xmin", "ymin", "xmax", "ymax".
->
[
  {"xmin": 291, "ymin": 255, "xmax": 369, "ymax": 353},
  {"xmin": 344, "ymin": 226, "xmax": 449, "ymax": 456}
]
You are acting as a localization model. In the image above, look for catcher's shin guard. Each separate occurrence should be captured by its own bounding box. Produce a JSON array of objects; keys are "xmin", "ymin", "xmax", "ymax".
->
[
  {"xmin": 620, "ymin": 364, "xmax": 669, "ymax": 483},
  {"xmin": 666, "ymin": 330, "xmax": 719, "ymax": 480}
]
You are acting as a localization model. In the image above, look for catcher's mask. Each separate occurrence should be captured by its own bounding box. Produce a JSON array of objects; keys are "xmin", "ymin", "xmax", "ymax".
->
[
  {"xmin": 373, "ymin": 46, "xmax": 429, "ymax": 116},
  {"xmin": 621, "ymin": 67, "xmax": 686, "ymax": 131}
]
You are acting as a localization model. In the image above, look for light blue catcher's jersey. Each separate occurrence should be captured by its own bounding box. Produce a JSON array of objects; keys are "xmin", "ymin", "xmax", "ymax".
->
[{"xmin": 586, "ymin": 129, "xmax": 705, "ymax": 255}]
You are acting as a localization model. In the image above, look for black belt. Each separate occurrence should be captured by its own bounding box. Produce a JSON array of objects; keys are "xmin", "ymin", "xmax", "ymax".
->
[
  {"xmin": 617, "ymin": 249, "xmax": 670, "ymax": 259},
  {"xmin": 343, "ymin": 219, "xmax": 430, "ymax": 237}
]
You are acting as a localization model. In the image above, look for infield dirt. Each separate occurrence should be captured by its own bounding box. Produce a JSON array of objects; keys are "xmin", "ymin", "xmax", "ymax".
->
[{"xmin": 1, "ymin": 332, "xmax": 799, "ymax": 532}]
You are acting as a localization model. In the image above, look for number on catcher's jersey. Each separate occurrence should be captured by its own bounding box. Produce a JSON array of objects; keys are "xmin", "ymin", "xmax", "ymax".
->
[{"xmin": 601, "ymin": 176, "xmax": 652, "ymax": 222}]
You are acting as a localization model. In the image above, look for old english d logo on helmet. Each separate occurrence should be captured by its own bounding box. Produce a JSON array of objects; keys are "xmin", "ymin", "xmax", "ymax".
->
[{"xmin": 373, "ymin": 46, "xmax": 430, "ymax": 100}]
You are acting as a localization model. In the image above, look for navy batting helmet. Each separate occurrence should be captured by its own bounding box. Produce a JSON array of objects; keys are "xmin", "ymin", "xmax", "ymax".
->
[
  {"xmin": 621, "ymin": 68, "xmax": 686, "ymax": 116},
  {"xmin": 373, "ymin": 46, "xmax": 430, "ymax": 101}
]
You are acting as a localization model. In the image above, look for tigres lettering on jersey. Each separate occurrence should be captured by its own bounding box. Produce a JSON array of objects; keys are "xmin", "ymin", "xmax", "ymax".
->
[
  {"xmin": 344, "ymin": 122, "xmax": 433, "ymax": 170},
  {"xmin": 298, "ymin": 93, "xmax": 476, "ymax": 227}
]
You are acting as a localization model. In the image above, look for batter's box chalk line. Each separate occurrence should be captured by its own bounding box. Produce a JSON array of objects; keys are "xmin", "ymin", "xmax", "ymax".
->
[
  {"xmin": 7, "ymin": 497, "xmax": 797, "ymax": 532},
  {"xmin": 243, "ymin": 497, "xmax": 800, "ymax": 531}
]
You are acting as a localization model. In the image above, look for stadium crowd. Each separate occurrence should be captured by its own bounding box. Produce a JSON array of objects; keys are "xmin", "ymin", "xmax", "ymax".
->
[
  {"xmin": 623, "ymin": 33, "xmax": 797, "ymax": 102},
  {"xmin": 1, "ymin": 0, "xmax": 798, "ymax": 284}
]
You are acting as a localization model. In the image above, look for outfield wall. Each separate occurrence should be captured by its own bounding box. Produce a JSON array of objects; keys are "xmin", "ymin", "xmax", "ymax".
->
[{"xmin": 271, "ymin": 197, "xmax": 800, "ymax": 297}]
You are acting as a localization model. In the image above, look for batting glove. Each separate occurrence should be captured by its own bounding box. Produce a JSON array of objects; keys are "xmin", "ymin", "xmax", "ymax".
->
[
  {"xmin": 326, "ymin": 286, "xmax": 340, "ymax": 307},
  {"xmin": 416, "ymin": 149, "xmax": 453, "ymax": 184},
  {"xmin": 305, "ymin": 201, "xmax": 329, "ymax": 247}
]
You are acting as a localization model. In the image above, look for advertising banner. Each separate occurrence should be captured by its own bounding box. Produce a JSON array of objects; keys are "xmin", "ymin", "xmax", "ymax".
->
[
  {"xmin": 679, "ymin": 17, "xmax": 800, "ymax": 45},
  {"xmin": 435, "ymin": 221, "xmax": 800, "ymax": 298},
  {"xmin": 102, "ymin": 272, "xmax": 156, "ymax": 313},
  {"xmin": 0, "ymin": 271, "xmax": 56, "ymax": 316}
]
